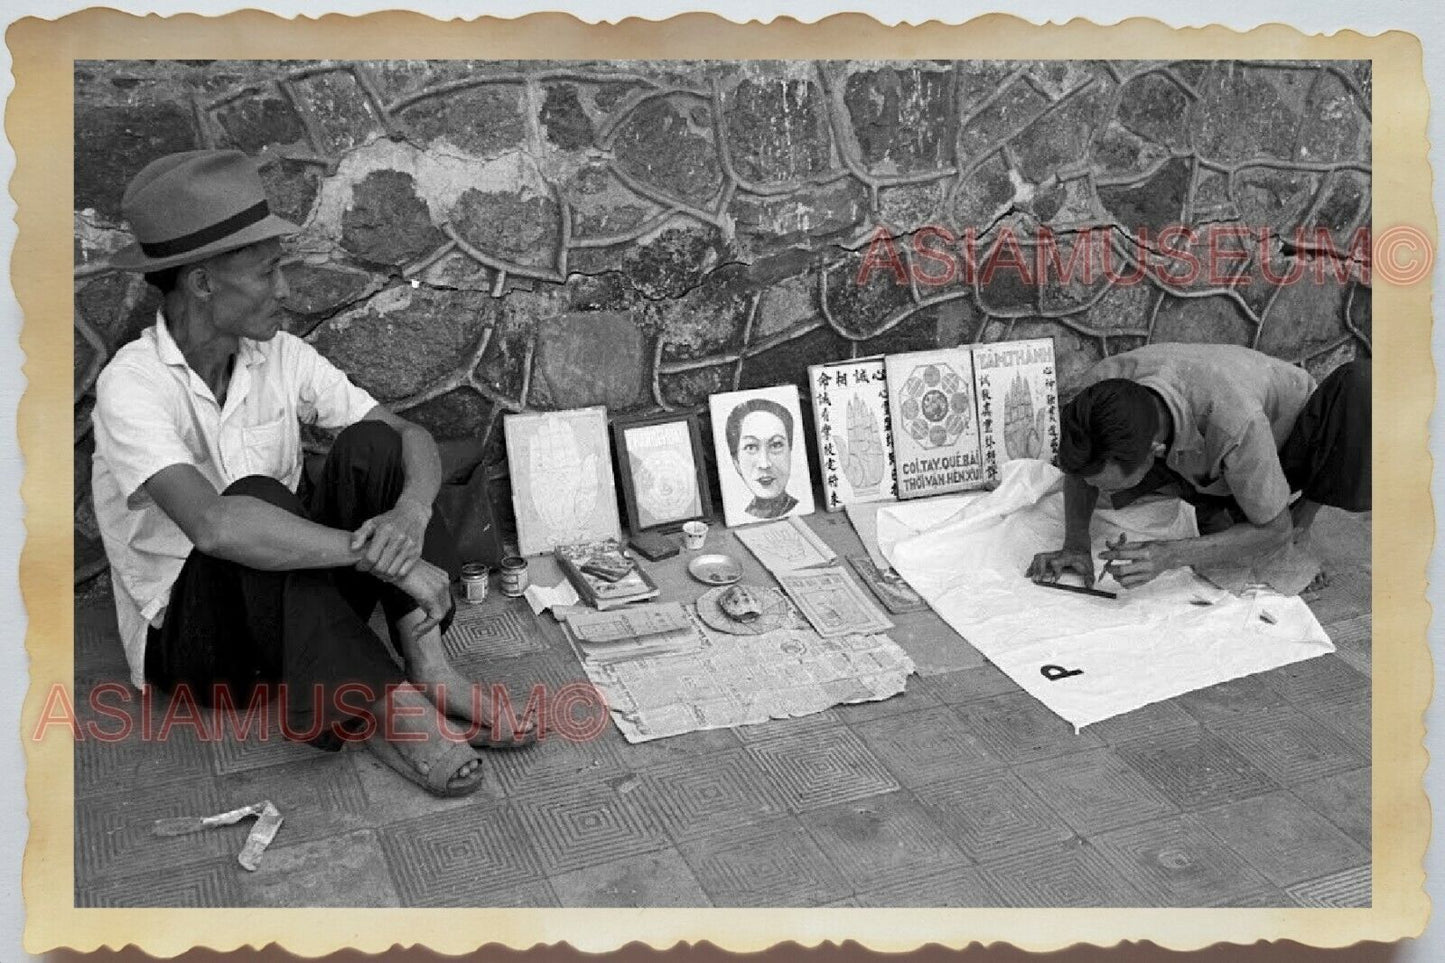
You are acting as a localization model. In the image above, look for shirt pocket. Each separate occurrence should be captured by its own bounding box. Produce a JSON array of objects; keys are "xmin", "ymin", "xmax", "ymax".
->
[{"xmin": 240, "ymin": 415, "xmax": 297, "ymax": 482}]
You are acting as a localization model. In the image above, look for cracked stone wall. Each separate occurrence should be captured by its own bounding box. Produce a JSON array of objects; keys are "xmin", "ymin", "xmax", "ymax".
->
[{"xmin": 74, "ymin": 59, "xmax": 1372, "ymax": 581}]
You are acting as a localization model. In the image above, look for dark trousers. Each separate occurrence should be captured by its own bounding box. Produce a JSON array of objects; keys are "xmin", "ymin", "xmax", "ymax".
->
[
  {"xmin": 1116, "ymin": 360, "xmax": 1371, "ymax": 531},
  {"xmin": 144, "ymin": 421, "xmax": 460, "ymax": 744}
]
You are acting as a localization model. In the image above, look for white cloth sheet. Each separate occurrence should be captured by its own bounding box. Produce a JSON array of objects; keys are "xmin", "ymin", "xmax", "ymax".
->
[{"xmin": 877, "ymin": 460, "xmax": 1334, "ymax": 730}]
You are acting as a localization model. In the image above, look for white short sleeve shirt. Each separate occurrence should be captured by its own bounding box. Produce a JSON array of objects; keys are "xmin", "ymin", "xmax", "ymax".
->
[{"xmin": 91, "ymin": 314, "xmax": 378, "ymax": 688}]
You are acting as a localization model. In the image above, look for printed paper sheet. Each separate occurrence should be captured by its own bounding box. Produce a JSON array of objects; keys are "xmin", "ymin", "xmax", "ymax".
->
[{"xmin": 566, "ymin": 608, "xmax": 915, "ymax": 742}]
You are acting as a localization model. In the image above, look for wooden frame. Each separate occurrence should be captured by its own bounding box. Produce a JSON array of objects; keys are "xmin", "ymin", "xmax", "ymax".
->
[{"xmin": 610, "ymin": 411, "xmax": 714, "ymax": 537}]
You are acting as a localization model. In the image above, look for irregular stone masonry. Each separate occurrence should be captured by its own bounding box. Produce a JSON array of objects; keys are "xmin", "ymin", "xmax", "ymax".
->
[{"xmin": 73, "ymin": 59, "xmax": 1371, "ymax": 580}]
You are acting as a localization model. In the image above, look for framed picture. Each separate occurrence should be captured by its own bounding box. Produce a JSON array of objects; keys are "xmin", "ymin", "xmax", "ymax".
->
[
  {"xmin": 707, "ymin": 384, "xmax": 817, "ymax": 528},
  {"xmin": 884, "ymin": 347, "xmax": 987, "ymax": 499},
  {"xmin": 503, "ymin": 406, "xmax": 621, "ymax": 556},
  {"xmin": 611, "ymin": 412, "xmax": 714, "ymax": 536}
]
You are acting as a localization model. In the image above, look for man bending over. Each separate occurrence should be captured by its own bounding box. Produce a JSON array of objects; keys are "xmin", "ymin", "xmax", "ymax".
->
[{"xmin": 1027, "ymin": 343, "xmax": 1370, "ymax": 590}]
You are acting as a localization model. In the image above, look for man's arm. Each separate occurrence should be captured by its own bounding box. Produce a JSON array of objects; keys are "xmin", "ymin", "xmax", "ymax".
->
[
  {"xmin": 145, "ymin": 463, "xmax": 363, "ymax": 570},
  {"xmin": 1101, "ymin": 506, "xmax": 1293, "ymax": 588},
  {"xmin": 1026, "ymin": 473, "xmax": 1102, "ymax": 585},
  {"xmin": 348, "ymin": 405, "xmax": 443, "ymax": 578}
]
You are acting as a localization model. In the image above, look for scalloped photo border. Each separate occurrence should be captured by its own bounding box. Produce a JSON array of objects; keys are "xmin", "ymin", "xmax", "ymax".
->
[{"xmin": 12, "ymin": 9, "xmax": 1432, "ymax": 956}]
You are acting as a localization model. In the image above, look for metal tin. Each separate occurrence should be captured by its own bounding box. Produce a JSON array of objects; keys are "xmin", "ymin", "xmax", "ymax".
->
[
  {"xmin": 460, "ymin": 562, "xmax": 490, "ymax": 604},
  {"xmin": 499, "ymin": 556, "xmax": 529, "ymax": 597}
]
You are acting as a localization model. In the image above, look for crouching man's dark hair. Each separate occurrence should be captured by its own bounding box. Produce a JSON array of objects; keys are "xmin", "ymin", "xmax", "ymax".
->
[{"xmin": 1057, "ymin": 379, "xmax": 1160, "ymax": 476}]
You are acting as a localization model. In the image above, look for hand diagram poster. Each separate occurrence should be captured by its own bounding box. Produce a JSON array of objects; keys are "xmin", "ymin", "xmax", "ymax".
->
[
  {"xmin": 503, "ymin": 406, "xmax": 621, "ymax": 555},
  {"xmin": 971, "ymin": 338, "xmax": 1061, "ymax": 484},
  {"xmin": 708, "ymin": 384, "xmax": 817, "ymax": 528},
  {"xmin": 884, "ymin": 347, "xmax": 986, "ymax": 499},
  {"xmin": 808, "ymin": 356, "xmax": 897, "ymax": 511}
]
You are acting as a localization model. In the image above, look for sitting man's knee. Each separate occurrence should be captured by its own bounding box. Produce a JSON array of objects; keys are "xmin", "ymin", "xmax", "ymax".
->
[
  {"xmin": 332, "ymin": 419, "xmax": 402, "ymax": 459},
  {"xmin": 223, "ymin": 474, "xmax": 303, "ymax": 511}
]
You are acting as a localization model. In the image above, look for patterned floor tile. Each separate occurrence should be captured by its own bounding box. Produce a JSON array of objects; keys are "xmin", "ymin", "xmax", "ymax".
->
[
  {"xmin": 488, "ymin": 722, "xmax": 624, "ymax": 796},
  {"xmin": 237, "ymin": 829, "xmax": 399, "ymax": 907},
  {"xmin": 1298, "ymin": 688, "xmax": 1372, "ymax": 757},
  {"xmin": 511, "ymin": 775, "xmax": 670, "ymax": 875},
  {"xmin": 886, "ymin": 616, "xmax": 984, "ymax": 675},
  {"xmin": 444, "ymin": 605, "xmax": 548, "ymax": 663},
  {"xmin": 1174, "ymin": 674, "xmax": 1282, "ymax": 726},
  {"xmin": 1115, "ymin": 727, "xmax": 1278, "ymax": 810},
  {"xmin": 1093, "ymin": 813, "xmax": 1273, "ymax": 906},
  {"xmin": 615, "ymin": 726, "xmax": 742, "ymax": 770},
  {"xmin": 677, "ymin": 816, "xmax": 850, "ymax": 907},
  {"xmin": 1291, "ymin": 767, "xmax": 1371, "ymax": 848},
  {"xmin": 548, "ymin": 847, "xmax": 712, "ymax": 906},
  {"xmin": 208, "ymin": 722, "xmax": 327, "ymax": 775},
  {"xmin": 854, "ymin": 866, "xmax": 1000, "ymax": 907},
  {"xmin": 1219, "ymin": 889, "xmax": 1300, "ymax": 907},
  {"xmin": 1210, "ymin": 706, "xmax": 1365, "ymax": 786},
  {"xmin": 912, "ymin": 662, "xmax": 1019, "ymax": 705},
  {"xmin": 951, "ymin": 691, "xmax": 1103, "ymax": 764},
  {"xmin": 832, "ymin": 681, "xmax": 942, "ymax": 724},
  {"xmin": 76, "ymin": 857, "xmax": 242, "ymax": 907},
  {"xmin": 75, "ymin": 611, "xmax": 131, "ymax": 677},
  {"xmin": 850, "ymin": 706, "xmax": 1004, "ymax": 786},
  {"xmin": 798, "ymin": 791, "xmax": 969, "ymax": 891},
  {"xmin": 377, "ymin": 802, "xmax": 547, "ymax": 906},
  {"xmin": 1196, "ymin": 790, "xmax": 1368, "ymax": 888},
  {"xmin": 978, "ymin": 838, "xmax": 1144, "ymax": 906},
  {"xmin": 215, "ymin": 754, "xmax": 371, "ymax": 845},
  {"xmin": 73, "ymin": 682, "xmax": 216, "ymax": 795},
  {"xmin": 731, "ymin": 708, "xmax": 845, "ymax": 744},
  {"xmin": 1286, "ymin": 865, "xmax": 1372, "ymax": 907},
  {"xmin": 75, "ymin": 780, "xmax": 233, "ymax": 882},
  {"xmin": 911, "ymin": 769, "xmax": 1073, "ymax": 861},
  {"xmin": 1257, "ymin": 654, "xmax": 1369, "ymax": 706},
  {"xmin": 1327, "ymin": 613, "xmax": 1372, "ymax": 678},
  {"xmin": 744, "ymin": 726, "xmax": 899, "ymax": 811},
  {"xmin": 1013, "ymin": 748, "xmax": 1177, "ymax": 836},
  {"xmin": 1083, "ymin": 699, "xmax": 1200, "ymax": 745},
  {"xmin": 639, "ymin": 748, "xmax": 788, "ymax": 842}
]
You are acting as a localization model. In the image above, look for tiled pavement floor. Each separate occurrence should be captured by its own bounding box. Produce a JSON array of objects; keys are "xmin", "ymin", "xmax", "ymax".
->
[{"xmin": 72, "ymin": 508, "xmax": 1371, "ymax": 908}]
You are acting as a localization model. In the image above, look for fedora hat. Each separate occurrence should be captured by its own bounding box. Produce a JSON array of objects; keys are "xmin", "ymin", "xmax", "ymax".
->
[{"xmin": 110, "ymin": 150, "xmax": 301, "ymax": 272}]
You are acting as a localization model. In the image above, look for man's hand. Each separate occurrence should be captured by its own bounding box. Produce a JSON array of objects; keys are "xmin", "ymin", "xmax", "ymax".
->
[
  {"xmin": 1098, "ymin": 538, "xmax": 1180, "ymax": 588},
  {"xmin": 1027, "ymin": 546, "xmax": 1096, "ymax": 587},
  {"xmin": 391, "ymin": 557, "xmax": 453, "ymax": 635},
  {"xmin": 351, "ymin": 496, "xmax": 431, "ymax": 579}
]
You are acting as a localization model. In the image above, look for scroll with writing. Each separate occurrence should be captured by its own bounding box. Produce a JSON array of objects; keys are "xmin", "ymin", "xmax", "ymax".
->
[
  {"xmin": 808, "ymin": 356, "xmax": 897, "ymax": 512},
  {"xmin": 970, "ymin": 337, "xmax": 1061, "ymax": 484}
]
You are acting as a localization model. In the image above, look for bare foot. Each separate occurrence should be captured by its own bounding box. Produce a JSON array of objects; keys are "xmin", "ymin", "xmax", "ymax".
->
[{"xmin": 395, "ymin": 608, "xmax": 538, "ymax": 744}]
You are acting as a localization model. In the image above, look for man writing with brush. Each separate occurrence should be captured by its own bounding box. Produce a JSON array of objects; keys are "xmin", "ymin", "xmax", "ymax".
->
[{"xmin": 1026, "ymin": 343, "xmax": 1370, "ymax": 591}]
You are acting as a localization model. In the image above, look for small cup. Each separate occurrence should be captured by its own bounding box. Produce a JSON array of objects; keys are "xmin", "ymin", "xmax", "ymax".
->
[{"xmin": 682, "ymin": 520, "xmax": 709, "ymax": 551}]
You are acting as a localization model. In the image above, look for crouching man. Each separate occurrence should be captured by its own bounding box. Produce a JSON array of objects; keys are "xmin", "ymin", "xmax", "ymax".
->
[
  {"xmin": 1027, "ymin": 342, "xmax": 1370, "ymax": 590},
  {"xmin": 91, "ymin": 150, "xmax": 531, "ymax": 797}
]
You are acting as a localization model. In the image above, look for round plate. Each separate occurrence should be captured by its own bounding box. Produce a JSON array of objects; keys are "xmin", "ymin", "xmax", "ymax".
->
[{"xmin": 688, "ymin": 553, "xmax": 743, "ymax": 586}]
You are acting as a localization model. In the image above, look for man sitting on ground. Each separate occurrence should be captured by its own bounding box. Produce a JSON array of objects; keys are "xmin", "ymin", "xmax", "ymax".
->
[
  {"xmin": 91, "ymin": 150, "xmax": 530, "ymax": 797},
  {"xmin": 1027, "ymin": 342, "xmax": 1370, "ymax": 590}
]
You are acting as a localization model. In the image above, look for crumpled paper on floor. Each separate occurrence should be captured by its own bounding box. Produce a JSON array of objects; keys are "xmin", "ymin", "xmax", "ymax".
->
[{"xmin": 151, "ymin": 800, "xmax": 284, "ymax": 871}]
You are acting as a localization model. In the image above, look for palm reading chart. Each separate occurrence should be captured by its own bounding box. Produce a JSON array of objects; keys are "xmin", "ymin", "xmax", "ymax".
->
[
  {"xmin": 809, "ymin": 356, "xmax": 897, "ymax": 510},
  {"xmin": 971, "ymin": 338, "xmax": 1061, "ymax": 484}
]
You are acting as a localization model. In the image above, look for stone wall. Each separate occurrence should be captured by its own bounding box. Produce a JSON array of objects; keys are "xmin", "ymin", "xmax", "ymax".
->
[{"xmin": 74, "ymin": 59, "xmax": 1372, "ymax": 581}]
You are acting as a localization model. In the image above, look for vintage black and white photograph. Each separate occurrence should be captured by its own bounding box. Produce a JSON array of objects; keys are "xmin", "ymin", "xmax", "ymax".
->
[{"xmin": 69, "ymin": 53, "xmax": 1374, "ymax": 912}]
